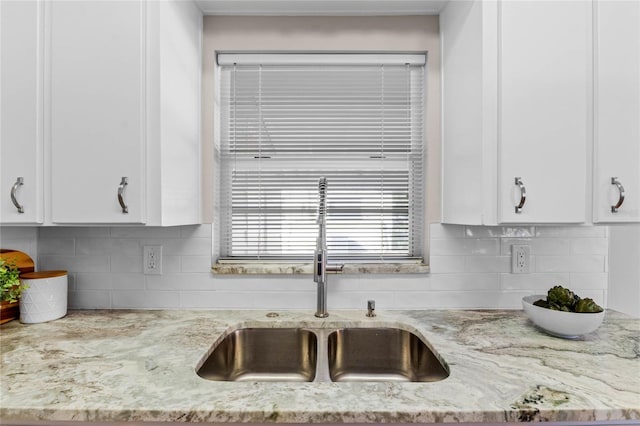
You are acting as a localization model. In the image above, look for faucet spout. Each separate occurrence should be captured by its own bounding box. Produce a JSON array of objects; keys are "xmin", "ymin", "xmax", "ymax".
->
[{"xmin": 313, "ymin": 177, "xmax": 341, "ymax": 318}]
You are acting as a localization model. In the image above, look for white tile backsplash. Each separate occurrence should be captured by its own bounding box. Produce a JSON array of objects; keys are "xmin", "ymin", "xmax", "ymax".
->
[{"xmin": 26, "ymin": 223, "xmax": 611, "ymax": 310}]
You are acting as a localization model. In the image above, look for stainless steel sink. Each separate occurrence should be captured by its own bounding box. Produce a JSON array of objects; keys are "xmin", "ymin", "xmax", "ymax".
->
[
  {"xmin": 327, "ymin": 328, "xmax": 450, "ymax": 382},
  {"xmin": 196, "ymin": 328, "xmax": 317, "ymax": 382},
  {"xmin": 197, "ymin": 326, "xmax": 448, "ymax": 383}
]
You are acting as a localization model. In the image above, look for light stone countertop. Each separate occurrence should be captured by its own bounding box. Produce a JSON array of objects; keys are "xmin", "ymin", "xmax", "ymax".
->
[{"xmin": 0, "ymin": 309, "xmax": 639, "ymax": 424}]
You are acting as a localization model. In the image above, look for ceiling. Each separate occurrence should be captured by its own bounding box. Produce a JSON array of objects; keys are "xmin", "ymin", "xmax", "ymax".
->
[{"xmin": 194, "ymin": 0, "xmax": 448, "ymax": 16}]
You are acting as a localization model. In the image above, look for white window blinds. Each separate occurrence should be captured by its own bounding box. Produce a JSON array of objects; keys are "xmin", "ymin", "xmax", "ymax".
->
[{"xmin": 217, "ymin": 53, "xmax": 425, "ymax": 262}]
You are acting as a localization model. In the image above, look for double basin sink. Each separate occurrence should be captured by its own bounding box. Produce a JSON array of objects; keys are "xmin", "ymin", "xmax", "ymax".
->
[{"xmin": 197, "ymin": 327, "xmax": 449, "ymax": 383}]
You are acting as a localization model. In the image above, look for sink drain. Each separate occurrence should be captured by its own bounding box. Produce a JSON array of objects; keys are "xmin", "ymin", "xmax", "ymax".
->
[{"xmin": 266, "ymin": 312, "xmax": 279, "ymax": 318}]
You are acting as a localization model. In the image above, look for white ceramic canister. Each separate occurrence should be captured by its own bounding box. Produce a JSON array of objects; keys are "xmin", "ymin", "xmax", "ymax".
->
[{"xmin": 19, "ymin": 270, "xmax": 68, "ymax": 324}]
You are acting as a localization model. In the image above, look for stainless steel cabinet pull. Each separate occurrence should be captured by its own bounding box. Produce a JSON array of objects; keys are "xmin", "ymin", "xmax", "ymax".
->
[
  {"xmin": 10, "ymin": 177, "xmax": 25, "ymax": 213},
  {"xmin": 611, "ymin": 177, "xmax": 625, "ymax": 213},
  {"xmin": 117, "ymin": 177, "xmax": 129, "ymax": 214},
  {"xmin": 514, "ymin": 177, "xmax": 526, "ymax": 214}
]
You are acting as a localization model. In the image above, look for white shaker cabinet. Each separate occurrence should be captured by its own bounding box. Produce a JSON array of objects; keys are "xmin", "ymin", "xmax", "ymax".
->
[
  {"xmin": 593, "ymin": 0, "xmax": 640, "ymax": 223},
  {"xmin": 0, "ymin": 0, "xmax": 44, "ymax": 224},
  {"xmin": 48, "ymin": 1, "xmax": 146, "ymax": 224},
  {"xmin": 1, "ymin": 0, "xmax": 203, "ymax": 226},
  {"xmin": 441, "ymin": 0, "xmax": 591, "ymax": 225},
  {"xmin": 48, "ymin": 0, "xmax": 202, "ymax": 225}
]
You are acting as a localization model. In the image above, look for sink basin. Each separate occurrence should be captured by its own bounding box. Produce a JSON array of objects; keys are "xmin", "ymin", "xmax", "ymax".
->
[
  {"xmin": 197, "ymin": 328, "xmax": 317, "ymax": 382},
  {"xmin": 197, "ymin": 326, "xmax": 448, "ymax": 383},
  {"xmin": 327, "ymin": 328, "xmax": 449, "ymax": 382}
]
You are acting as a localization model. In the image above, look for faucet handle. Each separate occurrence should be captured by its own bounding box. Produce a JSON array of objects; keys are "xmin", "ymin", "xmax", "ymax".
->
[
  {"xmin": 326, "ymin": 263, "xmax": 344, "ymax": 273},
  {"xmin": 366, "ymin": 300, "xmax": 376, "ymax": 317}
]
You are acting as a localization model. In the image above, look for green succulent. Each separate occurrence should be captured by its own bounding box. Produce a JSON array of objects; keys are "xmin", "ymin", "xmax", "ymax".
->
[
  {"xmin": 575, "ymin": 298, "xmax": 603, "ymax": 313},
  {"xmin": 534, "ymin": 285, "xmax": 604, "ymax": 314},
  {"xmin": 547, "ymin": 285, "xmax": 578, "ymax": 310},
  {"xmin": 0, "ymin": 258, "xmax": 23, "ymax": 303}
]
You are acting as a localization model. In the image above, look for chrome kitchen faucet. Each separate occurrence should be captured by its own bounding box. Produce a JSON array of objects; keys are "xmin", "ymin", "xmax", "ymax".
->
[{"xmin": 313, "ymin": 177, "xmax": 343, "ymax": 318}]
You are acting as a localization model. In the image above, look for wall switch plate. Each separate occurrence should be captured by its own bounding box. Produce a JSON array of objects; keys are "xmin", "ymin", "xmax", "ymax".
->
[
  {"xmin": 511, "ymin": 244, "xmax": 530, "ymax": 274},
  {"xmin": 144, "ymin": 245, "xmax": 162, "ymax": 275}
]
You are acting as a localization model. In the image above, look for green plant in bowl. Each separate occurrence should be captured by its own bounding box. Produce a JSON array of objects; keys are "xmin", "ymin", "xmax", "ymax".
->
[
  {"xmin": 0, "ymin": 258, "xmax": 25, "ymax": 303},
  {"xmin": 533, "ymin": 285, "xmax": 603, "ymax": 313}
]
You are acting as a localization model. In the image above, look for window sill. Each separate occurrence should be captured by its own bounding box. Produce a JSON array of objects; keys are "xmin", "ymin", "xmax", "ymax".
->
[{"xmin": 211, "ymin": 262, "xmax": 430, "ymax": 275}]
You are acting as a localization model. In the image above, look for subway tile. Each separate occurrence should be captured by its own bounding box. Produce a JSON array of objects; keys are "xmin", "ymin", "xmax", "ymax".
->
[
  {"xmin": 39, "ymin": 227, "xmax": 109, "ymax": 238},
  {"xmin": 76, "ymin": 274, "xmax": 113, "ymax": 290},
  {"xmin": 428, "ymin": 256, "xmax": 466, "ymax": 273},
  {"xmin": 179, "ymin": 291, "xmax": 255, "ymax": 309},
  {"xmin": 151, "ymin": 238, "xmax": 211, "ymax": 256},
  {"xmin": 500, "ymin": 238, "xmax": 570, "ymax": 256},
  {"xmin": 68, "ymin": 291, "xmax": 111, "ymax": 309},
  {"xmin": 255, "ymin": 291, "xmax": 318, "ymax": 310},
  {"xmin": 209, "ymin": 276, "xmax": 309, "ymax": 292},
  {"xmin": 323, "ymin": 276, "xmax": 360, "ymax": 293},
  {"xmin": 109, "ymin": 226, "xmax": 181, "ymax": 239},
  {"xmin": 395, "ymin": 291, "xmax": 529, "ymax": 309},
  {"xmin": 571, "ymin": 238, "xmax": 608, "ymax": 255},
  {"xmin": 146, "ymin": 273, "xmax": 215, "ymax": 291},
  {"xmin": 535, "ymin": 226, "xmax": 606, "ymax": 238},
  {"xmin": 163, "ymin": 255, "xmax": 182, "ymax": 274},
  {"xmin": 0, "ymin": 226, "xmax": 38, "ymax": 240},
  {"xmin": 38, "ymin": 255, "xmax": 110, "ymax": 273},
  {"xmin": 75, "ymin": 273, "xmax": 145, "ymax": 290},
  {"xmin": 466, "ymin": 226, "xmax": 535, "ymax": 238},
  {"xmin": 75, "ymin": 238, "xmax": 114, "ymax": 255},
  {"xmin": 392, "ymin": 291, "xmax": 432, "ymax": 309},
  {"xmin": 181, "ymin": 255, "xmax": 213, "ymax": 273},
  {"xmin": 111, "ymin": 290, "xmax": 180, "ymax": 309},
  {"xmin": 464, "ymin": 256, "xmax": 511, "ymax": 273},
  {"xmin": 430, "ymin": 274, "xmax": 500, "ymax": 291},
  {"xmin": 110, "ymin": 274, "xmax": 146, "ymax": 290},
  {"xmin": 430, "ymin": 238, "xmax": 500, "ymax": 256},
  {"xmin": 500, "ymin": 273, "xmax": 570, "ymax": 291},
  {"xmin": 110, "ymin": 255, "xmax": 143, "ymax": 273},
  {"xmin": 1, "ymin": 240, "xmax": 37, "ymax": 259},
  {"xmin": 569, "ymin": 273, "xmax": 608, "ymax": 290},
  {"xmin": 535, "ymin": 255, "xmax": 606, "ymax": 273},
  {"xmin": 358, "ymin": 275, "xmax": 430, "ymax": 292},
  {"xmin": 429, "ymin": 224, "xmax": 465, "ymax": 239},
  {"xmin": 329, "ymin": 291, "xmax": 394, "ymax": 309},
  {"xmin": 37, "ymin": 238, "xmax": 75, "ymax": 255}
]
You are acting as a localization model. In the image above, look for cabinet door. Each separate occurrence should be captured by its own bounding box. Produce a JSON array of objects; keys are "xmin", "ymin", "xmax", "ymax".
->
[
  {"xmin": 0, "ymin": 0, "xmax": 43, "ymax": 224},
  {"xmin": 49, "ymin": 1, "xmax": 145, "ymax": 224},
  {"xmin": 498, "ymin": 1, "xmax": 590, "ymax": 223},
  {"xmin": 593, "ymin": 0, "xmax": 640, "ymax": 222}
]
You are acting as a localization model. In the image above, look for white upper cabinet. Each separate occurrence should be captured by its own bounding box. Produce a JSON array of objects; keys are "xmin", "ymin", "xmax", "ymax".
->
[
  {"xmin": 0, "ymin": 0, "xmax": 202, "ymax": 226},
  {"xmin": 593, "ymin": 0, "xmax": 640, "ymax": 223},
  {"xmin": 49, "ymin": 1, "xmax": 146, "ymax": 224},
  {"xmin": 441, "ymin": 0, "xmax": 591, "ymax": 225},
  {"xmin": 0, "ymin": 0, "xmax": 44, "ymax": 224}
]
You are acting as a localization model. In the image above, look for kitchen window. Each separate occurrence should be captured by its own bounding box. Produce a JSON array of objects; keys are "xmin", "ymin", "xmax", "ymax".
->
[{"xmin": 214, "ymin": 53, "xmax": 426, "ymax": 269}]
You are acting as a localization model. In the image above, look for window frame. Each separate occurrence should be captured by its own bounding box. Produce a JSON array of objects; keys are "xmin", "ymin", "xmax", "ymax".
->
[{"xmin": 212, "ymin": 52, "xmax": 430, "ymax": 274}]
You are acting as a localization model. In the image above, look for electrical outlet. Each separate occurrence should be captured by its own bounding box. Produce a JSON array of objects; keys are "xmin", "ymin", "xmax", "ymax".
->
[
  {"xmin": 511, "ymin": 244, "xmax": 530, "ymax": 274},
  {"xmin": 144, "ymin": 245, "xmax": 162, "ymax": 275}
]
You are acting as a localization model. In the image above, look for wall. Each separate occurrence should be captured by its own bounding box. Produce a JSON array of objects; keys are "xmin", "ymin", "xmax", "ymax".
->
[
  {"xmin": 608, "ymin": 224, "xmax": 640, "ymax": 317},
  {"xmin": 34, "ymin": 224, "xmax": 608, "ymax": 310}
]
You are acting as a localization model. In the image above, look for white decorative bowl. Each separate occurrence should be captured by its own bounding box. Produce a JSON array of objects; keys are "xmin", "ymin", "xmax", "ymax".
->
[{"xmin": 522, "ymin": 295, "xmax": 605, "ymax": 339}]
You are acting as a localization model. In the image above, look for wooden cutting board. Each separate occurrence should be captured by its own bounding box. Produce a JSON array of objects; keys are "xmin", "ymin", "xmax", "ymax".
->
[
  {"xmin": 0, "ymin": 249, "xmax": 35, "ymax": 275},
  {"xmin": 0, "ymin": 249, "xmax": 35, "ymax": 325}
]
